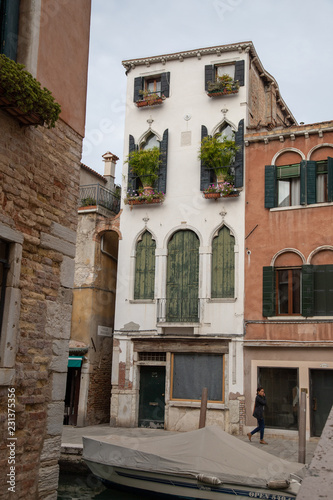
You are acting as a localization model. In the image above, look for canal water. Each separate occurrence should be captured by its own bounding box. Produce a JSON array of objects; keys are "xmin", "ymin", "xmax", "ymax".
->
[{"xmin": 57, "ymin": 472, "xmax": 161, "ymax": 499}]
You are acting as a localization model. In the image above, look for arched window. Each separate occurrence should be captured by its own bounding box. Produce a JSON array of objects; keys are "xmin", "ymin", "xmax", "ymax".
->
[
  {"xmin": 134, "ymin": 231, "xmax": 156, "ymax": 300},
  {"xmin": 217, "ymin": 123, "xmax": 234, "ymax": 141},
  {"xmin": 211, "ymin": 226, "xmax": 235, "ymax": 298},
  {"xmin": 141, "ymin": 133, "xmax": 160, "ymax": 150},
  {"xmin": 166, "ymin": 230, "xmax": 199, "ymax": 321}
]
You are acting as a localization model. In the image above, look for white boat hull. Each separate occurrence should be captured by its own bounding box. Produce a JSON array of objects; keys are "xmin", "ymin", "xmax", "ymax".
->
[{"xmin": 85, "ymin": 459, "xmax": 299, "ymax": 499}]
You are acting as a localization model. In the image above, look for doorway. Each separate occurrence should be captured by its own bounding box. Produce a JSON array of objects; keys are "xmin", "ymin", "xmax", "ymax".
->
[
  {"xmin": 258, "ymin": 367, "xmax": 298, "ymax": 429},
  {"xmin": 310, "ymin": 369, "xmax": 333, "ymax": 436},
  {"xmin": 64, "ymin": 367, "xmax": 81, "ymax": 425},
  {"xmin": 138, "ymin": 366, "xmax": 165, "ymax": 428}
]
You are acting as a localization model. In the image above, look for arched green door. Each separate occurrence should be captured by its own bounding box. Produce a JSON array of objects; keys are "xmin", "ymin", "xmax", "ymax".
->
[{"xmin": 166, "ymin": 230, "xmax": 199, "ymax": 322}]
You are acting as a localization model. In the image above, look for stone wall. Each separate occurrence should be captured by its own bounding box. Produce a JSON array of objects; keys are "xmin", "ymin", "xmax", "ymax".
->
[{"xmin": 0, "ymin": 110, "xmax": 82, "ymax": 499}]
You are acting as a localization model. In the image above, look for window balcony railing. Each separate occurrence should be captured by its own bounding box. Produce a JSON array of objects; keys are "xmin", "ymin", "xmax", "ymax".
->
[
  {"xmin": 157, "ymin": 298, "xmax": 201, "ymax": 323},
  {"xmin": 79, "ymin": 184, "xmax": 120, "ymax": 214}
]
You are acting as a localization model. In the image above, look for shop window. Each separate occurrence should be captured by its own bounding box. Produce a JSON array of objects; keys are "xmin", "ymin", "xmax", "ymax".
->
[{"xmin": 258, "ymin": 367, "xmax": 298, "ymax": 430}]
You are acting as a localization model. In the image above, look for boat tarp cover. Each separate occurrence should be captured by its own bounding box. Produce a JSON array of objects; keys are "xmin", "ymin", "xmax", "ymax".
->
[{"xmin": 82, "ymin": 425, "xmax": 305, "ymax": 488}]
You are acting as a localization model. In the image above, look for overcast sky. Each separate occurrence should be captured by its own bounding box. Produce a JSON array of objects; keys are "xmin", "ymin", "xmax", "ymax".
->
[{"xmin": 81, "ymin": 0, "xmax": 333, "ymax": 184}]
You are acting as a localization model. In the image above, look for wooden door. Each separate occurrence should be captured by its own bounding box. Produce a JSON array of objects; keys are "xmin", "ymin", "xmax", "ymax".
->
[{"xmin": 138, "ymin": 366, "xmax": 165, "ymax": 428}]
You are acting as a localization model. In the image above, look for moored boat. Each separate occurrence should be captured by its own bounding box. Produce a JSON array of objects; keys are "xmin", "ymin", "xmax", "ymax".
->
[{"xmin": 83, "ymin": 425, "xmax": 305, "ymax": 499}]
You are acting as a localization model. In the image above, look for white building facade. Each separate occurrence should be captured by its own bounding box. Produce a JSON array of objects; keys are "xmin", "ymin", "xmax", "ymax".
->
[{"xmin": 111, "ymin": 42, "xmax": 295, "ymax": 433}]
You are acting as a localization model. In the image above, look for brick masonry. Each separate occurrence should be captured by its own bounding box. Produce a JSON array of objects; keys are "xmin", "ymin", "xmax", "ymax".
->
[{"xmin": 0, "ymin": 110, "xmax": 82, "ymax": 499}]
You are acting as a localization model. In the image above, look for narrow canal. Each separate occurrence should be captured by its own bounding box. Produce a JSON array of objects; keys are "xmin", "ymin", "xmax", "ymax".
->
[{"xmin": 58, "ymin": 472, "xmax": 160, "ymax": 499}]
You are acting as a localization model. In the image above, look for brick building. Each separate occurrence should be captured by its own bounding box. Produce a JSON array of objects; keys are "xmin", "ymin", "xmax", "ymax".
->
[
  {"xmin": 244, "ymin": 121, "xmax": 333, "ymax": 439},
  {"xmin": 65, "ymin": 156, "xmax": 120, "ymax": 427},
  {"xmin": 0, "ymin": 1, "xmax": 91, "ymax": 498}
]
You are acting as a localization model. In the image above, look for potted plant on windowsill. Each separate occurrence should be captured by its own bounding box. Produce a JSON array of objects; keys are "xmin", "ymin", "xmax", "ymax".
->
[
  {"xmin": 207, "ymin": 73, "xmax": 240, "ymax": 97},
  {"xmin": 125, "ymin": 146, "xmax": 162, "ymax": 203},
  {"xmin": 199, "ymin": 133, "xmax": 239, "ymax": 188},
  {"xmin": 0, "ymin": 54, "xmax": 61, "ymax": 127},
  {"xmin": 136, "ymin": 89, "xmax": 165, "ymax": 107}
]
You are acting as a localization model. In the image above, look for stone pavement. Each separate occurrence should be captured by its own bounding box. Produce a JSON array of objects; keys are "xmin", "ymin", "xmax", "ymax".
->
[{"xmin": 61, "ymin": 424, "xmax": 319, "ymax": 465}]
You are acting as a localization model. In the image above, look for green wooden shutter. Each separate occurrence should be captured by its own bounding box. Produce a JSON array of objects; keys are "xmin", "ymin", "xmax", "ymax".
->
[
  {"xmin": 133, "ymin": 76, "xmax": 143, "ymax": 102},
  {"xmin": 0, "ymin": 0, "xmax": 20, "ymax": 61},
  {"xmin": 127, "ymin": 135, "xmax": 138, "ymax": 192},
  {"xmin": 200, "ymin": 126, "xmax": 213, "ymax": 191},
  {"xmin": 300, "ymin": 160, "xmax": 306, "ymax": 205},
  {"xmin": 161, "ymin": 72, "xmax": 170, "ymax": 98},
  {"xmin": 211, "ymin": 227, "xmax": 235, "ymax": 298},
  {"xmin": 166, "ymin": 231, "xmax": 199, "ymax": 322},
  {"xmin": 313, "ymin": 265, "xmax": 333, "ymax": 316},
  {"xmin": 205, "ymin": 65, "xmax": 215, "ymax": 91},
  {"xmin": 327, "ymin": 157, "xmax": 333, "ymax": 202},
  {"xmin": 134, "ymin": 231, "xmax": 156, "ymax": 300},
  {"xmin": 306, "ymin": 161, "xmax": 317, "ymax": 205},
  {"xmin": 234, "ymin": 60, "xmax": 245, "ymax": 86},
  {"xmin": 157, "ymin": 129, "xmax": 168, "ymax": 194},
  {"xmin": 302, "ymin": 265, "xmax": 314, "ymax": 317},
  {"xmin": 234, "ymin": 119, "xmax": 244, "ymax": 188},
  {"xmin": 262, "ymin": 266, "xmax": 275, "ymax": 317},
  {"xmin": 264, "ymin": 166, "xmax": 276, "ymax": 208},
  {"xmin": 326, "ymin": 265, "xmax": 333, "ymax": 315}
]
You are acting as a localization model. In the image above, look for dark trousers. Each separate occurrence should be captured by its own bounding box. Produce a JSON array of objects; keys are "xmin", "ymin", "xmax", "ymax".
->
[{"xmin": 251, "ymin": 418, "xmax": 265, "ymax": 440}]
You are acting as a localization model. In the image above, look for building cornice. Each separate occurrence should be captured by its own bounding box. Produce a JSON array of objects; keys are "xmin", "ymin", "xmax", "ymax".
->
[{"xmin": 245, "ymin": 121, "xmax": 333, "ymax": 145}]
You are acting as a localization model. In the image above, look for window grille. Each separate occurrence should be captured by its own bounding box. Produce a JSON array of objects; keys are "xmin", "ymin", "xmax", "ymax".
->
[{"xmin": 139, "ymin": 352, "xmax": 166, "ymax": 362}]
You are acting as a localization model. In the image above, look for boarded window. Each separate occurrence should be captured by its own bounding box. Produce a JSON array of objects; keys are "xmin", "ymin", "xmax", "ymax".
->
[{"xmin": 171, "ymin": 353, "xmax": 224, "ymax": 402}]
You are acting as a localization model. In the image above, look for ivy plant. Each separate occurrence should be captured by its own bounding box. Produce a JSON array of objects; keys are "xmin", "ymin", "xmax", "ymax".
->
[{"xmin": 0, "ymin": 54, "xmax": 61, "ymax": 128}]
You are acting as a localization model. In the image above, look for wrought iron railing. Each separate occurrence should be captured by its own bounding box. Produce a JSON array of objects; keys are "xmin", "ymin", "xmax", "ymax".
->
[
  {"xmin": 79, "ymin": 184, "xmax": 120, "ymax": 214},
  {"xmin": 157, "ymin": 298, "xmax": 201, "ymax": 323}
]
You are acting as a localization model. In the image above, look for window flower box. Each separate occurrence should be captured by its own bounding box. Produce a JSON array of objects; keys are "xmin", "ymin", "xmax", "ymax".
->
[
  {"xmin": 203, "ymin": 182, "xmax": 239, "ymax": 199},
  {"xmin": 206, "ymin": 73, "xmax": 240, "ymax": 98},
  {"xmin": 125, "ymin": 189, "xmax": 165, "ymax": 208},
  {"xmin": 0, "ymin": 54, "xmax": 61, "ymax": 128},
  {"xmin": 136, "ymin": 90, "xmax": 165, "ymax": 108},
  {"xmin": 204, "ymin": 192, "xmax": 221, "ymax": 200},
  {"xmin": 207, "ymin": 89, "xmax": 239, "ymax": 97}
]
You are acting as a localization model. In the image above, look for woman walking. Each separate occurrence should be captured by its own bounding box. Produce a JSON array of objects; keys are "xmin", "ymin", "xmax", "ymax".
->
[{"xmin": 247, "ymin": 387, "xmax": 268, "ymax": 444}]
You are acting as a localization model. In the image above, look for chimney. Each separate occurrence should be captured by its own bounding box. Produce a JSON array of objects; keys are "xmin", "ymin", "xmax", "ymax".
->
[{"xmin": 102, "ymin": 152, "xmax": 119, "ymax": 191}]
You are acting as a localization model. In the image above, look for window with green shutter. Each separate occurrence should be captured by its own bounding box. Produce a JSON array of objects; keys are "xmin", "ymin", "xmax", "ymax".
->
[
  {"xmin": 134, "ymin": 231, "xmax": 156, "ymax": 300},
  {"xmin": 263, "ymin": 264, "xmax": 333, "ymax": 317},
  {"xmin": 211, "ymin": 226, "xmax": 235, "ymax": 298},
  {"xmin": 265, "ymin": 158, "xmax": 333, "ymax": 209}
]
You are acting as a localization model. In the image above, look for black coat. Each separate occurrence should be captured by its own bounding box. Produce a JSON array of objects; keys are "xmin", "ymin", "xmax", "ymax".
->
[{"xmin": 253, "ymin": 395, "xmax": 266, "ymax": 420}]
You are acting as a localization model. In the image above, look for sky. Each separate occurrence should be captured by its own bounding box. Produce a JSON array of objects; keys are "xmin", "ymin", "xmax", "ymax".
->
[{"xmin": 81, "ymin": 0, "xmax": 333, "ymax": 184}]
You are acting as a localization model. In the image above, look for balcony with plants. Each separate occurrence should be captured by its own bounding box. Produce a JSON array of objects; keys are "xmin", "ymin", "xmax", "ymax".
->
[
  {"xmin": 0, "ymin": 54, "xmax": 61, "ymax": 127},
  {"xmin": 206, "ymin": 73, "xmax": 240, "ymax": 98},
  {"xmin": 79, "ymin": 184, "xmax": 121, "ymax": 214},
  {"xmin": 199, "ymin": 134, "xmax": 240, "ymax": 199}
]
